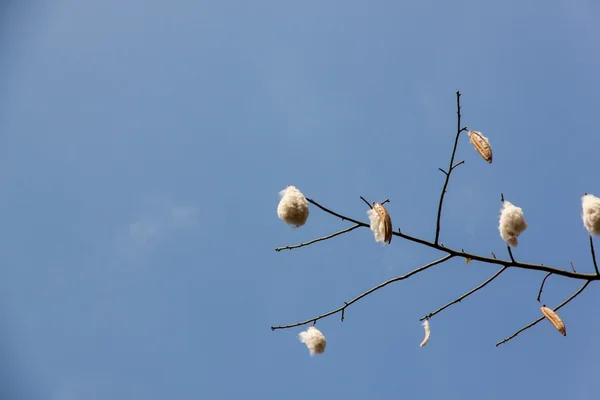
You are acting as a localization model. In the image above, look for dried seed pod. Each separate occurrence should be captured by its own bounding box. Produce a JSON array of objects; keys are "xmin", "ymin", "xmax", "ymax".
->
[
  {"xmin": 541, "ymin": 306, "xmax": 566, "ymax": 336},
  {"xmin": 468, "ymin": 130, "xmax": 493, "ymax": 163},
  {"xmin": 373, "ymin": 203, "xmax": 392, "ymax": 244}
]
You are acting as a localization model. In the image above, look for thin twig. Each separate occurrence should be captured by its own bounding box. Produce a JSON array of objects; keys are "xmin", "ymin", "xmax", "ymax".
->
[
  {"xmin": 433, "ymin": 91, "xmax": 467, "ymax": 244},
  {"xmin": 570, "ymin": 261, "xmax": 576, "ymax": 272},
  {"xmin": 434, "ymin": 91, "xmax": 467, "ymax": 245},
  {"xmin": 451, "ymin": 160, "xmax": 465, "ymax": 170},
  {"xmin": 271, "ymin": 255, "xmax": 453, "ymax": 330},
  {"xmin": 496, "ymin": 280, "xmax": 591, "ymax": 346},
  {"xmin": 590, "ymin": 236, "xmax": 599, "ymax": 275},
  {"xmin": 536, "ymin": 272, "xmax": 553, "ymax": 303},
  {"xmin": 420, "ymin": 266, "xmax": 508, "ymax": 321},
  {"xmin": 507, "ymin": 246, "xmax": 516, "ymax": 263},
  {"xmin": 275, "ymin": 224, "xmax": 361, "ymax": 251},
  {"xmin": 360, "ymin": 196, "xmax": 390, "ymax": 208},
  {"xmin": 360, "ymin": 196, "xmax": 372, "ymax": 209}
]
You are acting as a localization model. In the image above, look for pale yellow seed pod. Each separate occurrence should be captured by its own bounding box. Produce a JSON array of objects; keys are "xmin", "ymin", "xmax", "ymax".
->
[
  {"xmin": 373, "ymin": 203, "xmax": 392, "ymax": 244},
  {"xmin": 540, "ymin": 306, "xmax": 566, "ymax": 336},
  {"xmin": 468, "ymin": 130, "xmax": 492, "ymax": 163}
]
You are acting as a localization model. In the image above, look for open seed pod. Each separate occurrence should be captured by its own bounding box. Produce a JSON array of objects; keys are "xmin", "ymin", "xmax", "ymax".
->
[
  {"xmin": 373, "ymin": 203, "xmax": 392, "ymax": 244},
  {"xmin": 468, "ymin": 130, "xmax": 493, "ymax": 163}
]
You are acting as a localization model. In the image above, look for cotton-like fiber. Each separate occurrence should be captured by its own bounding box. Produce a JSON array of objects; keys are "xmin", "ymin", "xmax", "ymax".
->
[
  {"xmin": 582, "ymin": 194, "xmax": 600, "ymax": 236},
  {"xmin": 367, "ymin": 208, "xmax": 386, "ymax": 244},
  {"xmin": 277, "ymin": 185, "xmax": 309, "ymax": 227},
  {"xmin": 298, "ymin": 326, "xmax": 326, "ymax": 356},
  {"xmin": 498, "ymin": 200, "xmax": 527, "ymax": 247},
  {"xmin": 420, "ymin": 320, "xmax": 430, "ymax": 347}
]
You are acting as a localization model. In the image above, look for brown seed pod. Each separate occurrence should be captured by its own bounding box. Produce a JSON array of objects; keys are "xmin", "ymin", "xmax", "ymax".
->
[
  {"xmin": 373, "ymin": 203, "xmax": 392, "ymax": 244},
  {"xmin": 540, "ymin": 306, "xmax": 566, "ymax": 336},
  {"xmin": 468, "ymin": 130, "xmax": 493, "ymax": 163}
]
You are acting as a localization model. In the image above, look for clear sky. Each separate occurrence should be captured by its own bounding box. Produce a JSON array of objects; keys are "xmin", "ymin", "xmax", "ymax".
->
[{"xmin": 1, "ymin": 1, "xmax": 600, "ymax": 399}]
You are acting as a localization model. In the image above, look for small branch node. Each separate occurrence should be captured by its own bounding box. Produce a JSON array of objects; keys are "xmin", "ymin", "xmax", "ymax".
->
[{"xmin": 451, "ymin": 160, "xmax": 465, "ymax": 170}]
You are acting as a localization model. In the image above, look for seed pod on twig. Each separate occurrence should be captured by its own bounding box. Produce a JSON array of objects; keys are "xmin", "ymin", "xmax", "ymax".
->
[
  {"xmin": 468, "ymin": 130, "xmax": 492, "ymax": 163},
  {"xmin": 541, "ymin": 306, "xmax": 566, "ymax": 336},
  {"xmin": 367, "ymin": 203, "xmax": 393, "ymax": 244}
]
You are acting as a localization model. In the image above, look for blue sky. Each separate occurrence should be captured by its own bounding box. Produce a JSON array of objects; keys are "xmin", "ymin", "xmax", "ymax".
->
[{"xmin": 1, "ymin": 1, "xmax": 600, "ymax": 399}]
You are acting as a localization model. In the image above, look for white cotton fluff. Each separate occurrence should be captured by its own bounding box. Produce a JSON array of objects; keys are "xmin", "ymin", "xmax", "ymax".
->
[
  {"xmin": 420, "ymin": 320, "xmax": 430, "ymax": 347},
  {"xmin": 277, "ymin": 185, "xmax": 309, "ymax": 228},
  {"xmin": 498, "ymin": 200, "xmax": 527, "ymax": 247},
  {"xmin": 367, "ymin": 208, "xmax": 386, "ymax": 244},
  {"xmin": 298, "ymin": 326, "xmax": 326, "ymax": 356},
  {"xmin": 582, "ymin": 194, "xmax": 600, "ymax": 236}
]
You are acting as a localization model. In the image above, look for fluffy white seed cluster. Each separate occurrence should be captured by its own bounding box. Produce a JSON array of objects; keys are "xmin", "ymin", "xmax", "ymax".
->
[
  {"xmin": 277, "ymin": 185, "xmax": 309, "ymax": 228},
  {"xmin": 498, "ymin": 200, "xmax": 527, "ymax": 247},
  {"xmin": 582, "ymin": 194, "xmax": 600, "ymax": 236},
  {"xmin": 367, "ymin": 208, "xmax": 386, "ymax": 244},
  {"xmin": 298, "ymin": 326, "xmax": 326, "ymax": 356}
]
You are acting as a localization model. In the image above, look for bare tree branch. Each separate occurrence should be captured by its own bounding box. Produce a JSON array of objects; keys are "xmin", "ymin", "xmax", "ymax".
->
[
  {"xmin": 274, "ymin": 224, "xmax": 361, "ymax": 252},
  {"xmin": 271, "ymin": 255, "xmax": 453, "ymax": 331},
  {"xmin": 303, "ymin": 197, "xmax": 599, "ymax": 281},
  {"xmin": 420, "ymin": 266, "xmax": 508, "ymax": 321},
  {"xmin": 272, "ymin": 90, "xmax": 599, "ymax": 348},
  {"xmin": 496, "ymin": 280, "xmax": 592, "ymax": 346},
  {"xmin": 434, "ymin": 91, "xmax": 467, "ymax": 245}
]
